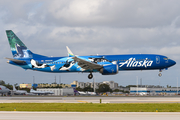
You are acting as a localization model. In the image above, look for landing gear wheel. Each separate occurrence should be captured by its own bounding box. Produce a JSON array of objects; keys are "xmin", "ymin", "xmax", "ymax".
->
[
  {"xmin": 88, "ymin": 74, "xmax": 93, "ymax": 79},
  {"xmin": 158, "ymin": 73, "xmax": 162, "ymax": 77}
]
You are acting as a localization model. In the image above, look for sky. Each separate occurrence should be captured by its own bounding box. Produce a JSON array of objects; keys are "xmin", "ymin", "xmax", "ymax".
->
[{"xmin": 0, "ymin": 0, "xmax": 180, "ymax": 87}]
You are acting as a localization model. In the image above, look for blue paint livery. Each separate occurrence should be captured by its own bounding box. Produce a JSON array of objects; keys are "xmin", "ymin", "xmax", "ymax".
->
[{"xmin": 5, "ymin": 30, "xmax": 176, "ymax": 79}]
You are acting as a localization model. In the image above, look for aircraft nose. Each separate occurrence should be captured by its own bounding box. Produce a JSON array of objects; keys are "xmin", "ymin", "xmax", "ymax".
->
[{"xmin": 170, "ymin": 59, "xmax": 176, "ymax": 66}]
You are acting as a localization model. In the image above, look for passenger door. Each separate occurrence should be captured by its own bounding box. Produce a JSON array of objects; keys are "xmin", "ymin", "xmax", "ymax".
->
[{"xmin": 156, "ymin": 56, "xmax": 160, "ymax": 64}]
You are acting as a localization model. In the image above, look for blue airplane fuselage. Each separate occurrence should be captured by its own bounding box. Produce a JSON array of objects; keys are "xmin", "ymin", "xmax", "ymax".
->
[
  {"xmin": 5, "ymin": 30, "xmax": 176, "ymax": 79},
  {"xmin": 8, "ymin": 54, "xmax": 175, "ymax": 72}
]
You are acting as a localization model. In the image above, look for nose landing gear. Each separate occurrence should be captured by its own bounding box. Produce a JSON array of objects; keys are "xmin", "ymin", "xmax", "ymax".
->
[
  {"xmin": 158, "ymin": 73, "xmax": 162, "ymax": 77},
  {"xmin": 158, "ymin": 69, "xmax": 162, "ymax": 77}
]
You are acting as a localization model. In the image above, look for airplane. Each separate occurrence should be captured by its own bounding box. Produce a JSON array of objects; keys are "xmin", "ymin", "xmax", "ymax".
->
[
  {"xmin": 30, "ymin": 88, "xmax": 54, "ymax": 95},
  {"xmin": 5, "ymin": 30, "xmax": 176, "ymax": 79},
  {"xmin": 87, "ymin": 91, "xmax": 96, "ymax": 95},
  {"xmin": 0, "ymin": 85, "xmax": 10, "ymax": 96},
  {"xmin": 43, "ymin": 90, "xmax": 54, "ymax": 95},
  {"xmin": 139, "ymin": 92, "xmax": 148, "ymax": 96},
  {"xmin": 73, "ymin": 88, "xmax": 96, "ymax": 95},
  {"xmin": 77, "ymin": 91, "xmax": 96, "ymax": 96},
  {"xmin": 78, "ymin": 91, "xmax": 88, "ymax": 95},
  {"xmin": 12, "ymin": 84, "xmax": 27, "ymax": 95},
  {"xmin": 30, "ymin": 88, "xmax": 45, "ymax": 95}
]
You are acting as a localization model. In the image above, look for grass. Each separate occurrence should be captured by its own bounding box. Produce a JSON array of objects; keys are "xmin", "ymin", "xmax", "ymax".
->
[{"xmin": 0, "ymin": 103, "xmax": 180, "ymax": 112}]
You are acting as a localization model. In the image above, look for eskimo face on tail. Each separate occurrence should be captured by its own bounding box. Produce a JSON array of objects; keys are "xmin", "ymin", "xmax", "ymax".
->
[
  {"xmin": 14, "ymin": 43, "xmax": 29, "ymax": 58},
  {"xmin": 6, "ymin": 30, "xmax": 32, "ymax": 58}
]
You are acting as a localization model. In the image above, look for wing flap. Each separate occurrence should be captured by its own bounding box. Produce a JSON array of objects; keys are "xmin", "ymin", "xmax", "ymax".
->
[{"xmin": 72, "ymin": 56, "xmax": 102, "ymax": 70}]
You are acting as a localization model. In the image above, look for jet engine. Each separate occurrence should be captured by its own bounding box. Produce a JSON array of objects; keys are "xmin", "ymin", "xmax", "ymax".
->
[{"xmin": 100, "ymin": 64, "xmax": 119, "ymax": 75}]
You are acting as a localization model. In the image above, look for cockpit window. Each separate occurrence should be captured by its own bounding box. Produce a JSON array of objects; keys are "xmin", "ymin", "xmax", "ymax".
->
[{"xmin": 164, "ymin": 57, "xmax": 169, "ymax": 60}]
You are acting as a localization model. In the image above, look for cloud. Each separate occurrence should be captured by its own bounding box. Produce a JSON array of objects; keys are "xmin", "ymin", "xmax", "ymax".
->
[
  {"xmin": 0, "ymin": 0, "xmax": 179, "ymax": 87},
  {"xmin": 40, "ymin": 0, "xmax": 180, "ymax": 27}
]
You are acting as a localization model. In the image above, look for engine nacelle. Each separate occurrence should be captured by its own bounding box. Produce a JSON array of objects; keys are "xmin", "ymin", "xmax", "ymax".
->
[{"xmin": 100, "ymin": 64, "xmax": 119, "ymax": 75}]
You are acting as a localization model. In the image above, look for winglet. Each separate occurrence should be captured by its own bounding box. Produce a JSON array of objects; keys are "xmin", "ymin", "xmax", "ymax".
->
[{"xmin": 66, "ymin": 46, "xmax": 74, "ymax": 57}]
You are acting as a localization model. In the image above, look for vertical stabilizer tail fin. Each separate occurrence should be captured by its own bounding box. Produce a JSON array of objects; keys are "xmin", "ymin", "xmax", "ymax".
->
[
  {"xmin": 6, "ymin": 30, "xmax": 33, "ymax": 58},
  {"xmin": 66, "ymin": 46, "xmax": 74, "ymax": 57},
  {"xmin": 13, "ymin": 84, "xmax": 17, "ymax": 91},
  {"xmin": 30, "ymin": 88, "xmax": 34, "ymax": 92}
]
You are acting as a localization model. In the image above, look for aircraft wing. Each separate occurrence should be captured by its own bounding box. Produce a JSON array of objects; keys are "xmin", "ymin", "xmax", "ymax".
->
[
  {"xmin": 5, "ymin": 58, "xmax": 26, "ymax": 64},
  {"xmin": 72, "ymin": 56, "xmax": 103, "ymax": 71}
]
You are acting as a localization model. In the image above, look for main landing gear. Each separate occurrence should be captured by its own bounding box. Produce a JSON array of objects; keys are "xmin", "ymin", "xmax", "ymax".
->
[
  {"xmin": 158, "ymin": 69, "xmax": 162, "ymax": 77},
  {"xmin": 88, "ymin": 73, "xmax": 93, "ymax": 79}
]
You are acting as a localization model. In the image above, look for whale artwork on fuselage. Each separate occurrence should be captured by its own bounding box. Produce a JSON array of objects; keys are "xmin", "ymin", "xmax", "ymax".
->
[{"xmin": 5, "ymin": 30, "xmax": 176, "ymax": 79}]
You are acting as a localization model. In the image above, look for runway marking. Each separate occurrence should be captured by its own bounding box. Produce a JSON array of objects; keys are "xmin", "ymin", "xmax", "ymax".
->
[{"xmin": 78, "ymin": 100, "xmax": 89, "ymax": 103}]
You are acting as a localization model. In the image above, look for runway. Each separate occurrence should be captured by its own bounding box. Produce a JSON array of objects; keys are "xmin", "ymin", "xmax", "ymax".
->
[
  {"xmin": 1, "ymin": 97, "xmax": 180, "ymax": 120},
  {"xmin": 0, "ymin": 96, "xmax": 180, "ymax": 103},
  {"xmin": 0, "ymin": 112, "xmax": 180, "ymax": 120}
]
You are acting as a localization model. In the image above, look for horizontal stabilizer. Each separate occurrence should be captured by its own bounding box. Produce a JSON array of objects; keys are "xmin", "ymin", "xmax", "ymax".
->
[{"xmin": 5, "ymin": 58, "xmax": 26, "ymax": 64}]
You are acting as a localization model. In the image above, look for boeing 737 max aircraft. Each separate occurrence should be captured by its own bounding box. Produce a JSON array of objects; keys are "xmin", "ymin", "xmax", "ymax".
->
[{"xmin": 5, "ymin": 30, "xmax": 176, "ymax": 79}]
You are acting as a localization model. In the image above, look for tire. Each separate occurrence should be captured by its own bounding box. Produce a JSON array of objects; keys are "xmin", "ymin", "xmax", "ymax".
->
[
  {"xmin": 88, "ymin": 74, "xmax": 93, "ymax": 79},
  {"xmin": 158, "ymin": 73, "xmax": 162, "ymax": 77}
]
